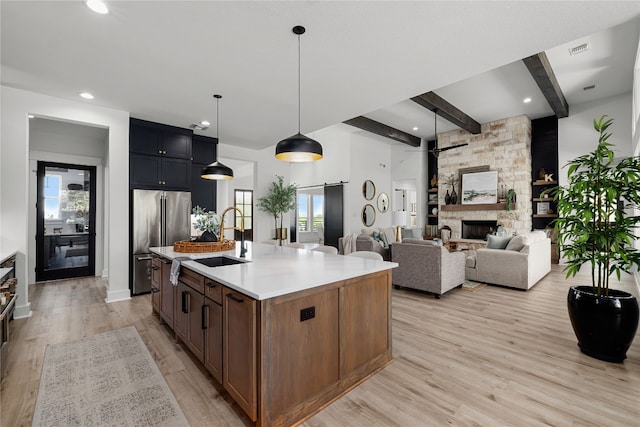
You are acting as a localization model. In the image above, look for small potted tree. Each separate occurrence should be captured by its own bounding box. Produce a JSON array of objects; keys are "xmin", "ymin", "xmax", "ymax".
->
[
  {"xmin": 550, "ymin": 115, "xmax": 640, "ymax": 362},
  {"xmin": 257, "ymin": 175, "xmax": 297, "ymax": 246}
]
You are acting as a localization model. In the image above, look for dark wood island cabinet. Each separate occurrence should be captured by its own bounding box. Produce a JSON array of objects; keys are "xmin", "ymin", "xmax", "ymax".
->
[{"xmin": 151, "ymin": 244, "xmax": 394, "ymax": 427}]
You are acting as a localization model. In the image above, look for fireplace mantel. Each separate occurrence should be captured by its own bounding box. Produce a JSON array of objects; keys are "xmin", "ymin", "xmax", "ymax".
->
[{"xmin": 440, "ymin": 203, "xmax": 515, "ymax": 212}]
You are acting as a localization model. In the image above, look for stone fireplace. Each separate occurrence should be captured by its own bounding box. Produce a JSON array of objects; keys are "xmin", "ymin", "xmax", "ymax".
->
[
  {"xmin": 462, "ymin": 220, "xmax": 498, "ymax": 240},
  {"xmin": 436, "ymin": 115, "xmax": 533, "ymax": 238}
]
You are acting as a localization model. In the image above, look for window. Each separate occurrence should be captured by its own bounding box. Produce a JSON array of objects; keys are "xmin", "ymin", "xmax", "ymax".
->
[
  {"xmin": 312, "ymin": 195, "xmax": 324, "ymax": 231},
  {"xmin": 298, "ymin": 194, "xmax": 309, "ymax": 231},
  {"xmin": 234, "ymin": 190, "xmax": 253, "ymax": 230},
  {"xmin": 297, "ymin": 189, "xmax": 324, "ymax": 232},
  {"xmin": 44, "ymin": 174, "xmax": 62, "ymax": 219}
]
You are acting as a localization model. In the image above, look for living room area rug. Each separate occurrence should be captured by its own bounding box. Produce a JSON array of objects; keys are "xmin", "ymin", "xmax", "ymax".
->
[{"xmin": 32, "ymin": 326, "xmax": 188, "ymax": 427}]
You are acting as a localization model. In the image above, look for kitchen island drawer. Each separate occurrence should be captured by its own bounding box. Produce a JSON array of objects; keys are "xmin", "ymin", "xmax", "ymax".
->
[
  {"xmin": 204, "ymin": 279, "xmax": 223, "ymax": 304},
  {"xmin": 179, "ymin": 267, "xmax": 204, "ymax": 293}
]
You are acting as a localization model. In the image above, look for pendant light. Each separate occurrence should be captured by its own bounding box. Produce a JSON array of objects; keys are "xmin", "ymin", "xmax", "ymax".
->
[
  {"xmin": 275, "ymin": 25, "xmax": 323, "ymax": 162},
  {"xmin": 201, "ymin": 94, "xmax": 234, "ymax": 180}
]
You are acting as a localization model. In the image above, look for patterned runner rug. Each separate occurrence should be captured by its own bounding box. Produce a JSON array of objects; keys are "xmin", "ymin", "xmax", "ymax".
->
[{"xmin": 32, "ymin": 326, "xmax": 188, "ymax": 426}]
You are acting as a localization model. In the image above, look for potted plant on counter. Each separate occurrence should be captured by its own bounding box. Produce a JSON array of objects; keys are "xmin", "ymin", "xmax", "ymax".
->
[
  {"xmin": 192, "ymin": 206, "xmax": 220, "ymax": 242},
  {"xmin": 549, "ymin": 115, "xmax": 640, "ymax": 362},
  {"xmin": 257, "ymin": 175, "xmax": 297, "ymax": 246}
]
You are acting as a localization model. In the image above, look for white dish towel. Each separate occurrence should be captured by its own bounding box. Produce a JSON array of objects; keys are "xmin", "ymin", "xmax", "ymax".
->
[{"xmin": 169, "ymin": 257, "xmax": 191, "ymax": 286}]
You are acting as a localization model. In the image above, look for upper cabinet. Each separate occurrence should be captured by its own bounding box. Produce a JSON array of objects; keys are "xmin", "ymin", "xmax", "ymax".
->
[
  {"xmin": 191, "ymin": 135, "xmax": 218, "ymax": 211},
  {"xmin": 129, "ymin": 118, "xmax": 193, "ymax": 190},
  {"xmin": 130, "ymin": 118, "xmax": 192, "ymax": 160}
]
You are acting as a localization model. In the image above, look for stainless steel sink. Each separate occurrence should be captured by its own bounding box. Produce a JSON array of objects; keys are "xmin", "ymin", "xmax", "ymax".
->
[{"xmin": 194, "ymin": 256, "xmax": 248, "ymax": 268}]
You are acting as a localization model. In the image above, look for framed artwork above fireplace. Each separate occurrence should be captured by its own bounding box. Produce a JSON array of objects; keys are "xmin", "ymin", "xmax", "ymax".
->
[{"xmin": 461, "ymin": 170, "xmax": 498, "ymax": 204}]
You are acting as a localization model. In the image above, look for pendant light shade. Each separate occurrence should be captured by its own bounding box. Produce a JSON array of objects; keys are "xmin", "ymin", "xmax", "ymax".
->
[
  {"xmin": 201, "ymin": 94, "xmax": 234, "ymax": 180},
  {"xmin": 275, "ymin": 25, "xmax": 323, "ymax": 162}
]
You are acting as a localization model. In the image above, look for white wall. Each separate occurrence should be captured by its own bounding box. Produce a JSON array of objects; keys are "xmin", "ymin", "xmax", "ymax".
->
[
  {"xmin": 289, "ymin": 123, "xmax": 398, "ymax": 236},
  {"xmin": 216, "ymin": 160, "xmax": 255, "ymax": 241},
  {"xmin": 558, "ymin": 93, "xmax": 633, "ymax": 187},
  {"xmin": 215, "ymin": 142, "xmax": 289, "ymax": 243},
  {"xmin": 0, "ymin": 87, "xmax": 130, "ymax": 317}
]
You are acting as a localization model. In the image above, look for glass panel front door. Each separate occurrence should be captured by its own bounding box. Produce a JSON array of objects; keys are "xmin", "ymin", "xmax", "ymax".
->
[{"xmin": 36, "ymin": 162, "xmax": 96, "ymax": 281}]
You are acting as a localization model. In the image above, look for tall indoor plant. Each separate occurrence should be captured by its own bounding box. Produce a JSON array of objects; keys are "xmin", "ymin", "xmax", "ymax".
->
[
  {"xmin": 550, "ymin": 115, "xmax": 640, "ymax": 362},
  {"xmin": 257, "ymin": 175, "xmax": 297, "ymax": 245}
]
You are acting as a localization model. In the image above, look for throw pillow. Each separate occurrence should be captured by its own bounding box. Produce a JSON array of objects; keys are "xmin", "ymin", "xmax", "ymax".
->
[
  {"xmin": 505, "ymin": 234, "xmax": 529, "ymax": 251},
  {"xmin": 486, "ymin": 234, "xmax": 512, "ymax": 249},
  {"xmin": 379, "ymin": 231, "xmax": 390, "ymax": 247}
]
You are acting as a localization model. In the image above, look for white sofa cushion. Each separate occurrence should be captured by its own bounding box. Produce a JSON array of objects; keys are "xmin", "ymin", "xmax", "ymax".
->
[
  {"xmin": 505, "ymin": 234, "xmax": 529, "ymax": 251},
  {"xmin": 486, "ymin": 234, "xmax": 512, "ymax": 249}
]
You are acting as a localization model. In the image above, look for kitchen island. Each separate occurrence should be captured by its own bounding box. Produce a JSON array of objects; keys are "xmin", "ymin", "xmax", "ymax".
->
[{"xmin": 150, "ymin": 242, "xmax": 396, "ymax": 427}]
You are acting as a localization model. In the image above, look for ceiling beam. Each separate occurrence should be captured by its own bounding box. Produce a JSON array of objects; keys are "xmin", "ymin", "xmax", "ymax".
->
[
  {"xmin": 343, "ymin": 116, "xmax": 421, "ymax": 147},
  {"xmin": 522, "ymin": 52, "xmax": 569, "ymax": 118},
  {"xmin": 410, "ymin": 92, "xmax": 481, "ymax": 134}
]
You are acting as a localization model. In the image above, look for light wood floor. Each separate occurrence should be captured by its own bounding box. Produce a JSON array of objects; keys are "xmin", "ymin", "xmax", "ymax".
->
[{"xmin": 1, "ymin": 266, "xmax": 639, "ymax": 426}]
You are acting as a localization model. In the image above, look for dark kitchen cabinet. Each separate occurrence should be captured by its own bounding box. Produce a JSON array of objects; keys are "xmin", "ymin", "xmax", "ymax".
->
[
  {"xmin": 191, "ymin": 134, "xmax": 218, "ymax": 211},
  {"xmin": 192, "ymin": 134, "xmax": 217, "ymax": 165},
  {"xmin": 130, "ymin": 154, "xmax": 190, "ymax": 191},
  {"xmin": 129, "ymin": 118, "xmax": 193, "ymax": 191},
  {"xmin": 130, "ymin": 118, "xmax": 192, "ymax": 160}
]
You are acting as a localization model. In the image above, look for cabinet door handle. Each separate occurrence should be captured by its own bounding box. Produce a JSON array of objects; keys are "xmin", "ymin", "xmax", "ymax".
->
[
  {"xmin": 202, "ymin": 305, "xmax": 208, "ymax": 330},
  {"xmin": 226, "ymin": 293, "xmax": 243, "ymax": 303},
  {"xmin": 206, "ymin": 282, "xmax": 216, "ymax": 288},
  {"xmin": 182, "ymin": 291, "xmax": 189, "ymax": 313}
]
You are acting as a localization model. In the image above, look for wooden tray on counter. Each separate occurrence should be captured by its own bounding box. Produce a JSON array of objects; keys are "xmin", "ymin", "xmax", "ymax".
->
[{"xmin": 173, "ymin": 240, "xmax": 236, "ymax": 253}]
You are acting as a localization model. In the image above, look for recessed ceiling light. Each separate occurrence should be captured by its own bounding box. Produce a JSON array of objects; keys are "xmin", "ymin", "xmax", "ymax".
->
[
  {"xmin": 86, "ymin": 0, "xmax": 109, "ymax": 15},
  {"xmin": 523, "ymin": 97, "xmax": 532, "ymax": 104},
  {"xmin": 412, "ymin": 126, "xmax": 418, "ymax": 131},
  {"xmin": 79, "ymin": 92, "xmax": 94, "ymax": 100},
  {"xmin": 201, "ymin": 120, "xmax": 210, "ymax": 127},
  {"xmin": 28, "ymin": 114, "xmax": 35, "ymax": 119}
]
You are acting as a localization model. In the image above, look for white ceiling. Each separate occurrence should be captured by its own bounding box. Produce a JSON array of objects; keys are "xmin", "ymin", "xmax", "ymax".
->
[{"xmin": 2, "ymin": 1, "xmax": 639, "ymax": 150}]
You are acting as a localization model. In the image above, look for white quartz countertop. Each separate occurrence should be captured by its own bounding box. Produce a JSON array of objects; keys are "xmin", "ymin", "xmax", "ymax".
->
[{"xmin": 150, "ymin": 242, "xmax": 397, "ymax": 300}]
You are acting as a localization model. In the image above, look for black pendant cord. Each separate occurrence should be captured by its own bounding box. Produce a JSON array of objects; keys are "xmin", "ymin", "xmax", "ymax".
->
[
  {"xmin": 214, "ymin": 94, "xmax": 222, "ymax": 142},
  {"xmin": 297, "ymin": 31, "xmax": 301, "ymax": 134}
]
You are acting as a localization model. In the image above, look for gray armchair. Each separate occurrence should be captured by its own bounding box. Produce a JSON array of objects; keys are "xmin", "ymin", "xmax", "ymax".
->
[{"xmin": 391, "ymin": 238, "xmax": 465, "ymax": 298}]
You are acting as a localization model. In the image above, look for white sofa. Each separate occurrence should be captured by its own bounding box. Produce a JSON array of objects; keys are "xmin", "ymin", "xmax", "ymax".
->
[{"xmin": 465, "ymin": 231, "xmax": 551, "ymax": 290}]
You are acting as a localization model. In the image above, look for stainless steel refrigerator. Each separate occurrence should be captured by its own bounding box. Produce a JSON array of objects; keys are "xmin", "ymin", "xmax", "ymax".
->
[{"xmin": 131, "ymin": 189, "xmax": 191, "ymax": 295}]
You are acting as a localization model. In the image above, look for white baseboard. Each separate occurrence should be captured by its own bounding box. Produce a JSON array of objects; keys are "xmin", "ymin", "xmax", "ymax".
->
[
  {"xmin": 13, "ymin": 302, "xmax": 32, "ymax": 319},
  {"xmin": 105, "ymin": 289, "xmax": 131, "ymax": 303}
]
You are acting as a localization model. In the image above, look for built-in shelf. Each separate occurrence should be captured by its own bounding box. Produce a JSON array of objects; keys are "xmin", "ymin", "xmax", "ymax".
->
[
  {"xmin": 440, "ymin": 202, "xmax": 515, "ymax": 212},
  {"xmin": 533, "ymin": 198, "xmax": 554, "ymax": 202},
  {"xmin": 428, "ymin": 188, "xmax": 438, "ymax": 193},
  {"xmin": 533, "ymin": 214, "xmax": 558, "ymax": 218},
  {"xmin": 532, "ymin": 180, "xmax": 558, "ymax": 186},
  {"xmin": 427, "ymin": 214, "xmax": 438, "ymax": 218},
  {"xmin": 427, "ymin": 202, "xmax": 438, "ymax": 205}
]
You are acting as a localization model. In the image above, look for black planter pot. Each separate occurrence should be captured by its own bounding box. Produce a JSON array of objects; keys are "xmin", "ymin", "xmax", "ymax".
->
[
  {"xmin": 196, "ymin": 231, "xmax": 218, "ymax": 242},
  {"xmin": 567, "ymin": 285, "xmax": 639, "ymax": 363}
]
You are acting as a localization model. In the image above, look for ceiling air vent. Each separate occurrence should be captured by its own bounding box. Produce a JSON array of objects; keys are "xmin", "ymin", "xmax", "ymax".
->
[{"xmin": 569, "ymin": 43, "xmax": 589, "ymax": 56}]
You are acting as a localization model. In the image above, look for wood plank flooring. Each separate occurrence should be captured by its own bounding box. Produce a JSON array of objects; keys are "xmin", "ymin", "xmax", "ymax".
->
[{"xmin": 1, "ymin": 266, "xmax": 639, "ymax": 426}]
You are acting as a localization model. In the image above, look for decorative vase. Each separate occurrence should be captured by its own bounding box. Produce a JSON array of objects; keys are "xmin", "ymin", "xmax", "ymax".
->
[
  {"xmin": 450, "ymin": 187, "xmax": 458, "ymax": 205},
  {"xmin": 445, "ymin": 190, "xmax": 451, "ymax": 205},
  {"xmin": 567, "ymin": 285, "xmax": 639, "ymax": 362},
  {"xmin": 196, "ymin": 230, "xmax": 218, "ymax": 242}
]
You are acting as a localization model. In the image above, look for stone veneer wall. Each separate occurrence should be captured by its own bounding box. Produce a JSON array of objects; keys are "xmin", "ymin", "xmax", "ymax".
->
[{"xmin": 437, "ymin": 115, "xmax": 532, "ymax": 238}]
